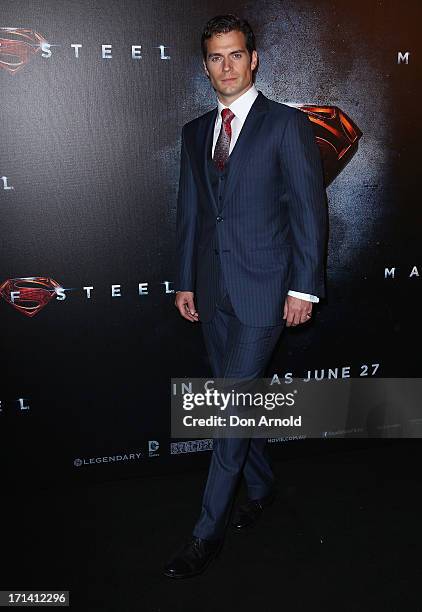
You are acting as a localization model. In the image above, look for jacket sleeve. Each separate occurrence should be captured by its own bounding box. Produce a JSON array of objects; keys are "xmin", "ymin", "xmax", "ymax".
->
[
  {"xmin": 280, "ymin": 109, "xmax": 327, "ymax": 298},
  {"xmin": 174, "ymin": 126, "xmax": 199, "ymax": 292}
]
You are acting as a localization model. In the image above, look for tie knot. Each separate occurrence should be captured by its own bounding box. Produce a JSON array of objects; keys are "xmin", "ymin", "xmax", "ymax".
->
[{"xmin": 221, "ymin": 108, "xmax": 235, "ymax": 124}]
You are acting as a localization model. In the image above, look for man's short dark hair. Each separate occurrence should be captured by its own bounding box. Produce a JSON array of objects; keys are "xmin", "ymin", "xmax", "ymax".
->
[{"xmin": 201, "ymin": 14, "xmax": 256, "ymax": 62}]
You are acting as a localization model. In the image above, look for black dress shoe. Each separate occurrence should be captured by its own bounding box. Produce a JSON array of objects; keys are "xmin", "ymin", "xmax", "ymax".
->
[
  {"xmin": 163, "ymin": 536, "xmax": 223, "ymax": 579},
  {"xmin": 231, "ymin": 491, "xmax": 276, "ymax": 531}
]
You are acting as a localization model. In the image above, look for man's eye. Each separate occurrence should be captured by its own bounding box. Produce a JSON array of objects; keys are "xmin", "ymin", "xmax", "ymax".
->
[
  {"xmin": 233, "ymin": 54, "xmax": 242, "ymax": 59},
  {"xmin": 210, "ymin": 57, "xmax": 222, "ymax": 62}
]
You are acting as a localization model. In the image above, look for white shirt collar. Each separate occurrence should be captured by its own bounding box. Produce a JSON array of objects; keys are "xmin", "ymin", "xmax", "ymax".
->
[{"xmin": 216, "ymin": 84, "xmax": 259, "ymax": 124}]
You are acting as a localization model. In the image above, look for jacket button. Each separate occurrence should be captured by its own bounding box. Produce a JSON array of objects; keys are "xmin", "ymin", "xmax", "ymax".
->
[{"xmin": 216, "ymin": 216, "xmax": 223, "ymax": 222}]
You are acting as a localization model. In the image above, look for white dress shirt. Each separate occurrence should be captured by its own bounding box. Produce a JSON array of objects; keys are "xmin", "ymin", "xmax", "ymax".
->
[{"xmin": 213, "ymin": 84, "xmax": 319, "ymax": 304}]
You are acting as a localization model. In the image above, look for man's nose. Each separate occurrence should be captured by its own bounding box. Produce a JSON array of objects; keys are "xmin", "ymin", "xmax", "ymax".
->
[{"xmin": 222, "ymin": 57, "xmax": 232, "ymax": 71}]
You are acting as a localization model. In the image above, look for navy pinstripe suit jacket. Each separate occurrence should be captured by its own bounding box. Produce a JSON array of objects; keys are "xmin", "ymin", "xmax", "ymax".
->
[{"xmin": 175, "ymin": 91, "xmax": 327, "ymax": 327}]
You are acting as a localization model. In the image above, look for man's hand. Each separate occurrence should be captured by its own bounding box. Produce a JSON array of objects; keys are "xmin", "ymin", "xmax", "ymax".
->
[
  {"xmin": 175, "ymin": 291, "xmax": 199, "ymax": 322},
  {"xmin": 283, "ymin": 295, "xmax": 312, "ymax": 327}
]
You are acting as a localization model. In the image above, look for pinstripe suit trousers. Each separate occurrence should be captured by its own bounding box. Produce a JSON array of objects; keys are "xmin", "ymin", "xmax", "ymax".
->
[{"xmin": 192, "ymin": 256, "xmax": 284, "ymax": 540}]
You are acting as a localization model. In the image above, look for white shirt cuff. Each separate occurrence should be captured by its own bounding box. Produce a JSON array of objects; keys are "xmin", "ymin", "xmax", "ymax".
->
[{"xmin": 288, "ymin": 290, "xmax": 319, "ymax": 303}]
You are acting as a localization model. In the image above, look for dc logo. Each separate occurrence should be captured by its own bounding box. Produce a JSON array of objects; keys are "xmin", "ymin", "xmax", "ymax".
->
[
  {"xmin": 74, "ymin": 458, "xmax": 82, "ymax": 467},
  {"xmin": 148, "ymin": 440, "xmax": 159, "ymax": 455}
]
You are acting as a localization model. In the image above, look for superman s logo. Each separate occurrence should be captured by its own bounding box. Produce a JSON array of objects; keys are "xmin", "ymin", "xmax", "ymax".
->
[
  {"xmin": 0, "ymin": 28, "xmax": 48, "ymax": 74},
  {"xmin": 297, "ymin": 105, "xmax": 363, "ymax": 186},
  {"xmin": 0, "ymin": 277, "xmax": 63, "ymax": 317}
]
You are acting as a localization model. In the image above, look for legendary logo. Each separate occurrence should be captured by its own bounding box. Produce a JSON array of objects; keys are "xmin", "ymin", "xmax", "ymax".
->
[
  {"xmin": 296, "ymin": 105, "xmax": 362, "ymax": 186},
  {"xmin": 0, "ymin": 276, "xmax": 62, "ymax": 317},
  {"xmin": 0, "ymin": 28, "xmax": 48, "ymax": 74}
]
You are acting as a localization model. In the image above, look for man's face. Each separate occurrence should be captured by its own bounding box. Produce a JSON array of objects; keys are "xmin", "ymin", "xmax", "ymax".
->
[{"xmin": 202, "ymin": 30, "xmax": 258, "ymax": 104}]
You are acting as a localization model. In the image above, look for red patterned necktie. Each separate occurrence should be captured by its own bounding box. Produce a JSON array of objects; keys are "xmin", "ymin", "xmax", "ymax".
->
[{"xmin": 213, "ymin": 108, "xmax": 235, "ymax": 171}]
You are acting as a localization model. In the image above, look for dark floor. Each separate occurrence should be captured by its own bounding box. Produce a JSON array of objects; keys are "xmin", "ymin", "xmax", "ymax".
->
[{"xmin": 5, "ymin": 441, "xmax": 422, "ymax": 611}]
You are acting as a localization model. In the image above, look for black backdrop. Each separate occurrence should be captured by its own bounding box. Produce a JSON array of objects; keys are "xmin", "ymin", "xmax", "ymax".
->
[{"xmin": 1, "ymin": 0, "xmax": 420, "ymax": 487}]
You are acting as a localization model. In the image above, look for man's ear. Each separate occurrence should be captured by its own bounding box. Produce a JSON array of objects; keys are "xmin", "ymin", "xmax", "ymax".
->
[{"xmin": 251, "ymin": 50, "xmax": 258, "ymax": 71}]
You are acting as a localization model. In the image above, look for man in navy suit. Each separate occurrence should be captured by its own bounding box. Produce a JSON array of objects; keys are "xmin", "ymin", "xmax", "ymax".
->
[{"xmin": 164, "ymin": 14, "xmax": 327, "ymax": 578}]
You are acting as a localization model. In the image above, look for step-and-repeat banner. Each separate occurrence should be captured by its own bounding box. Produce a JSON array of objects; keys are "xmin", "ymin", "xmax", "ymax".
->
[{"xmin": 2, "ymin": 1, "xmax": 420, "ymax": 485}]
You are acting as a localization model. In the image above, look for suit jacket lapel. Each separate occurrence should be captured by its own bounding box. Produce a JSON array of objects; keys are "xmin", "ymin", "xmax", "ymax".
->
[
  {"xmin": 221, "ymin": 92, "xmax": 269, "ymax": 208},
  {"xmin": 202, "ymin": 107, "xmax": 218, "ymax": 213},
  {"xmin": 192, "ymin": 91, "xmax": 270, "ymax": 213}
]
